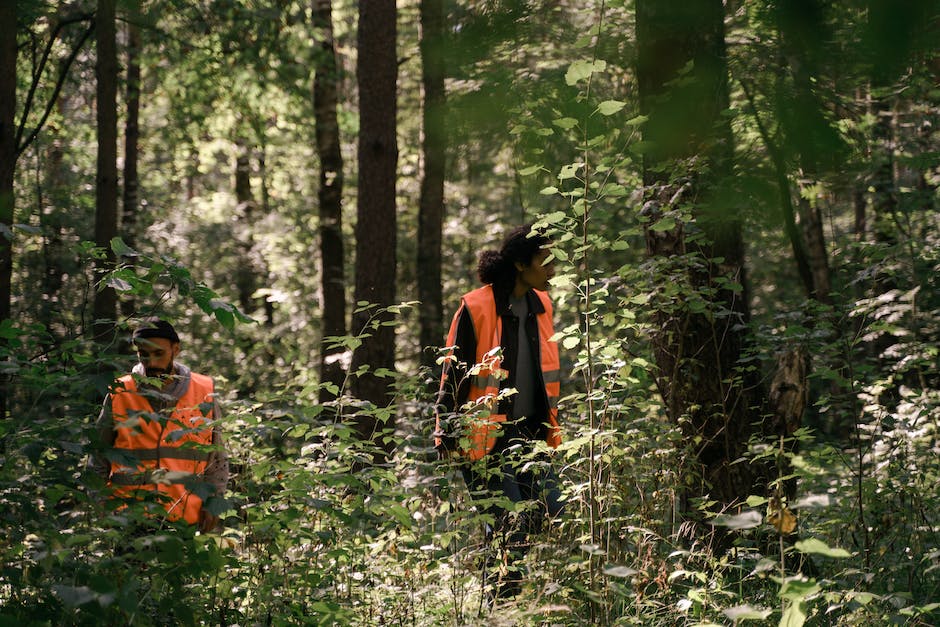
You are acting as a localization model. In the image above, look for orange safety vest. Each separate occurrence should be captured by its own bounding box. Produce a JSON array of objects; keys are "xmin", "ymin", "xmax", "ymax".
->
[
  {"xmin": 109, "ymin": 372, "xmax": 215, "ymax": 525},
  {"xmin": 440, "ymin": 285, "xmax": 561, "ymax": 460}
]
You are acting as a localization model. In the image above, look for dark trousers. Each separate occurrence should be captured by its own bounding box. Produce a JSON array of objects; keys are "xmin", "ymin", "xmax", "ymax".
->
[{"xmin": 460, "ymin": 439, "xmax": 564, "ymax": 590}]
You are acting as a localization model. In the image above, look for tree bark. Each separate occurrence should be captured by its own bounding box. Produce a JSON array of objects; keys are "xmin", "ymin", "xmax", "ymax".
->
[
  {"xmin": 0, "ymin": 0, "xmax": 16, "ymax": 326},
  {"xmin": 312, "ymin": 0, "xmax": 347, "ymax": 404},
  {"xmin": 120, "ymin": 14, "xmax": 141, "ymax": 317},
  {"xmin": 798, "ymin": 196, "xmax": 831, "ymax": 301},
  {"xmin": 417, "ymin": 0, "xmax": 446, "ymax": 371},
  {"xmin": 257, "ymin": 139, "xmax": 275, "ymax": 328},
  {"xmin": 42, "ymin": 83, "xmax": 68, "ymax": 327},
  {"xmin": 232, "ymin": 138, "xmax": 274, "ymax": 380},
  {"xmin": 870, "ymin": 100, "xmax": 897, "ymax": 247},
  {"xmin": 636, "ymin": 0, "xmax": 770, "ymax": 524},
  {"xmin": 234, "ymin": 142, "xmax": 260, "ymax": 317},
  {"xmin": 418, "ymin": 0, "xmax": 447, "ymax": 367},
  {"xmin": 93, "ymin": 0, "xmax": 119, "ymax": 344},
  {"xmin": 350, "ymin": 0, "xmax": 398, "ymax": 453},
  {"xmin": 775, "ymin": 0, "xmax": 833, "ymax": 302},
  {"xmin": 0, "ymin": 0, "xmax": 15, "ymax": 419}
]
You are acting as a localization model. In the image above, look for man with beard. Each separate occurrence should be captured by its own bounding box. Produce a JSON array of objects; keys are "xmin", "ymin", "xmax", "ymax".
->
[{"xmin": 92, "ymin": 319, "xmax": 228, "ymax": 532}]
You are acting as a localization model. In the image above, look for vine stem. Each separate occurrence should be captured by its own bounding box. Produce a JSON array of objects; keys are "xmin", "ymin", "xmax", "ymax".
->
[
  {"xmin": 580, "ymin": 2, "xmax": 607, "ymax": 622},
  {"xmin": 844, "ymin": 331, "xmax": 870, "ymax": 569}
]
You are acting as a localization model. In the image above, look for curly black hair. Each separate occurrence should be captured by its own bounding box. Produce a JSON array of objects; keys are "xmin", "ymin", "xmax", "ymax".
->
[{"xmin": 477, "ymin": 224, "xmax": 550, "ymax": 291}]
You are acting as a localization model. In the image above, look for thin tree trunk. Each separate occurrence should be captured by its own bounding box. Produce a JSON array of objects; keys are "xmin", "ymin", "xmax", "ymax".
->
[
  {"xmin": 121, "ymin": 15, "xmax": 141, "ymax": 317},
  {"xmin": 854, "ymin": 186, "xmax": 866, "ymax": 241},
  {"xmin": 93, "ymin": 0, "xmax": 119, "ymax": 344},
  {"xmin": 0, "ymin": 0, "xmax": 16, "ymax": 327},
  {"xmin": 257, "ymin": 140, "xmax": 274, "ymax": 327},
  {"xmin": 0, "ymin": 0, "xmax": 16, "ymax": 419},
  {"xmin": 312, "ymin": 0, "xmax": 347, "ymax": 404},
  {"xmin": 43, "ymin": 91, "xmax": 68, "ymax": 327},
  {"xmin": 234, "ymin": 143, "xmax": 259, "ymax": 316},
  {"xmin": 417, "ymin": 0, "xmax": 446, "ymax": 371},
  {"xmin": 775, "ymin": 0, "xmax": 833, "ymax": 303},
  {"xmin": 797, "ymin": 196, "xmax": 831, "ymax": 302},
  {"xmin": 350, "ymin": 0, "xmax": 398, "ymax": 453},
  {"xmin": 741, "ymin": 75, "xmax": 815, "ymax": 298},
  {"xmin": 871, "ymin": 100, "xmax": 897, "ymax": 247},
  {"xmin": 185, "ymin": 143, "xmax": 199, "ymax": 202}
]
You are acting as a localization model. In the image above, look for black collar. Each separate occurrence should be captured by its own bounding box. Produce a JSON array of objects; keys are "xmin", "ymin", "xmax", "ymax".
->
[{"xmin": 494, "ymin": 287, "xmax": 546, "ymax": 317}]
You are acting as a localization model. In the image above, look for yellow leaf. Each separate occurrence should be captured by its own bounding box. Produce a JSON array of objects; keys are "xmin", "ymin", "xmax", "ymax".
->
[{"xmin": 767, "ymin": 506, "xmax": 798, "ymax": 535}]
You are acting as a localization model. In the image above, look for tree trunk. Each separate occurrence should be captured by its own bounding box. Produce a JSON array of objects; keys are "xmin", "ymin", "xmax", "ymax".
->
[
  {"xmin": 870, "ymin": 99, "xmax": 897, "ymax": 247},
  {"xmin": 312, "ymin": 0, "xmax": 347, "ymax": 404},
  {"xmin": 798, "ymin": 196, "xmax": 831, "ymax": 301},
  {"xmin": 234, "ymin": 142, "xmax": 260, "ymax": 317},
  {"xmin": 93, "ymin": 0, "xmax": 119, "ymax": 344},
  {"xmin": 636, "ymin": 0, "xmax": 770, "ymax": 524},
  {"xmin": 257, "ymin": 139, "xmax": 275, "ymax": 327},
  {"xmin": 775, "ymin": 0, "xmax": 833, "ymax": 303},
  {"xmin": 350, "ymin": 0, "xmax": 398, "ymax": 453},
  {"xmin": 42, "ymin": 89, "xmax": 68, "ymax": 329},
  {"xmin": 0, "ymin": 0, "xmax": 16, "ymax": 326},
  {"xmin": 121, "ymin": 14, "xmax": 141, "ymax": 317},
  {"xmin": 0, "ymin": 0, "xmax": 15, "ymax": 419},
  {"xmin": 417, "ymin": 0, "xmax": 446, "ymax": 371},
  {"xmin": 235, "ymin": 141, "xmax": 274, "ymax": 326}
]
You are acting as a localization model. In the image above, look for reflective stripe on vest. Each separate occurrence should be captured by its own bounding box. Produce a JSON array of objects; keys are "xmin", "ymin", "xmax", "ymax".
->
[
  {"xmin": 441, "ymin": 285, "xmax": 561, "ymax": 460},
  {"xmin": 109, "ymin": 372, "xmax": 215, "ymax": 524}
]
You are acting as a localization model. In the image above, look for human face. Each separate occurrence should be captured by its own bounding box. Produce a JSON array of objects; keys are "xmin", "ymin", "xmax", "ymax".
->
[
  {"xmin": 135, "ymin": 337, "xmax": 180, "ymax": 379},
  {"xmin": 514, "ymin": 247, "xmax": 555, "ymax": 296}
]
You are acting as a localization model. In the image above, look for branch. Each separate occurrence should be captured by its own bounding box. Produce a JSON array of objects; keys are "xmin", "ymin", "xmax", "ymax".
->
[
  {"xmin": 738, "ymin": 76, "xmax": 816, "ymax": 299},
  {"xmin": 15, "ymin": 15, "xmax": 94, "ymax": 157}
]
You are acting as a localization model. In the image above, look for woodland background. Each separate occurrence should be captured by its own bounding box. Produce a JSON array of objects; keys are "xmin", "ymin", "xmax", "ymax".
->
[{"xmin": 1, "ymin": 0, "xmax": 939, "ymax": 625}]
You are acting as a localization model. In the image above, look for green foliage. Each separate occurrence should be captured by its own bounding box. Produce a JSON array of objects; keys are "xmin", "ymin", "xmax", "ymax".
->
[{"xmin": 5, "ymin": 0, "xmax": 940, "ymax": 625}]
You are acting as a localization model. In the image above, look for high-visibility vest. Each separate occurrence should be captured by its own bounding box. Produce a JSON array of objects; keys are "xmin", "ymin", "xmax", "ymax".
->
[
  {"xmin": 441, "ymin": 285, "xmax": 561, "ymax": 460},
  {"xmin": 109, "ymin": 372, "xmax": 215, "ymax": 525}
]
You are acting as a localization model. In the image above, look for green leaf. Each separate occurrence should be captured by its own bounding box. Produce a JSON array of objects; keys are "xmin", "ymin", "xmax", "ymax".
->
[
  {"xmin": 625, "ymin": 114, "xmax": 648, "ymax": 126},
  {"xmin": 779, "ymin": 601, "xmax": 806, "ymax": 627},
  {"xmin": 711, "ymin": 510, "xmax": 762, "ymax": 530},
  {"xmin": 746, "ymin": 495, "xmax": 768, "ymax": 507},
  {"xmin": 722, "ymin": 605, "xmax": 773, "ymax": 621},
  {"xmin": 52, "ymin": 584, "xmax": 97, "ymax": 608},
  {"xmin": 214, "ymin": 307, "xmax": 235, "ymax": 330},
  {"xmin": 106, "ymin": 277, "xmax": 134, "ymax": 292},
  {"xmin": 562, "ymin": 336, "xmax": 580, "ymax": 350},
  {"xmin": 518, "ymin": 165, "xmax": 542, "ymax": 176},
  {"xmin": 558, "ymin": 163, "xmax": 583, "ymax": 180},
  {"xmin": 579, "ymin": 543, "xmax": 606, "ymax": 555},
  {"xmin": 540, "ymin": 186, "xmax": 560, "ymax": 195},
  {"xmin": 0, "ymin": 319, "xmax": 19, "ymax": 339},
  {"xmin": 778, "ymin": 578, "xmax": 820, "ymax": 601},
  {"xmin": 793, "ymin": 538, "xmax": 852, "ymax": 558},
  {"xmin": 553, "ymin": 117, "xmax": 579, "ymax": 130},
  {"xmin": 599, "ymin": 183, "xmax": 628, "ymax": 197},
  {"xmin": 111, "ymin": 236, "xmax": 138, "ymax": 257},
  {"xmin": 596, "ymin": 100, "xmax": 626, "ymax": 115},
  {"xmin": 565, "ymin": 59, "xmax": 607, "ymax": 85},
  {"xmin": 203, "ymin": 496, "xmax": 233, "ymax": 516},
  {"xmin": 650, "ymin": 217, "xmax": 676, "ymax": 232},
  {"xmin": 603, "ymin": 565, "xmax": 639, "ymax": 578}
]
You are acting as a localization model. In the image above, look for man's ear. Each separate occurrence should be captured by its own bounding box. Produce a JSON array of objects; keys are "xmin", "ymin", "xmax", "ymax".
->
[
  {"xmin": 172, "ymin": 343, "xmax": 181, "ymax": 358},
  {"xmin": 514, "ymin": 261, "xmax": 526, "ymax": 272}
]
